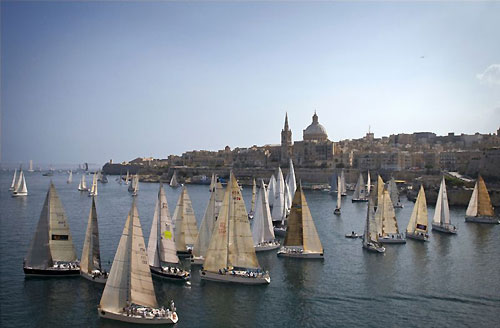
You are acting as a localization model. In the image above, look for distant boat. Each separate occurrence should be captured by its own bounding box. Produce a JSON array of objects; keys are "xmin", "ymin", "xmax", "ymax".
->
[
  {"xmin": 88, "ymin": 172, "xmax": 98, "ymax": 197},
  {"xmin": 23, "ymin": 183, "xmax": 80, "ymax": 276},
  {"xmin": 248, "ymin": 178, "xmax": 257, "ymax": 219},
  {"xmin": 388, "ymin": 177, "xmax": 403, "ymax": 208},
  {"xmin": 98, "ymin": 199, "xmax": 179, "ymax": 324},
  {"xmin": 375, "ymin": 188, "xmax": 406, "ymax": 244},
  {"xmin": 465, "ymin": 175, "xmax": 499, "ymax": 224},
  {"xmin": 170, "ymin": 171, "xmax": 179, "ymax": 188},
  {"xmin": 191, "ymin": 178, "xmax": 224, "ymax": 265},
  {"xmin": 340, "ymin": 169, "xmax": 347, "ymax": 196},
  {"xmin": 80, "ymin": 197, "xmax": 108, "ymax": 283},
  {"xmin": 334, "ymin": 176, "xmax": 341, "ymax": 215},
  {"xmin": 432, "ymin": 176, "xmax": 457, "ymax": 233},
  {"xmin": 125, "ymin": 170, "xmax": 130, "ymax": 185},
  {"xmin": 9, "ymin": 168, "xmax": 17, "ymax": 191},
  {"xmin": 28, "ymin": 160, "xmax": 34, "ymax": 173},
  {"xmin": 267, "ymin": 174, "xmax": 276, "ymax": 207},
  {"xmin": 132, "ymin": 174, "xmax": 139, "ymax": 197},
  {"xmin": 406, "ymin": 185, "xmax": 429, "ymax": 241},
  {"xmin": 67, "ymin": 170, "xmax": 73, "ymax": 184},
  {"xmin": 201, "ymin": 172, "xmax": 271, "ymax": 284},
  {"xmin": 78, "ymin": 174, "xmax": 88, "ymax": 191},
  {"xmin": 366, "ymin": 171, "xmax": 371, "ymax": 196},
  {"xmin": 271, "ymin": 167, "xmax": 287, "ymax": 236},
  {"xmin": 362, "ymin": 198, "xmax": 386, "ymax": 253},
  {"xmin": 352, "ymin": 172, "xmax": 368, "ymax": 202},
  {"xmin": 277, "ymin": 183, "xmax": 324, "ymax": 259},
  {"xmin": 252, "ymin": 180, "xmax": 280, "ymax": 252},
  {"xmin": 148, "ymin": 184, "xmax": 190, "ymax": 281},
  {"xmin": 12, "ymin": 170, "xmax": 28, "ymax": 197},
  {"xmin": 42, "ymin": 168, "xmax": 54, "ymax": 177},
  {"xmin": 173, "ymin": 186, "xmax": 198, "ymax": 256}
]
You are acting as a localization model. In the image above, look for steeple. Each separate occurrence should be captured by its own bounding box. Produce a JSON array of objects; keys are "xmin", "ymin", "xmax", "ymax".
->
[
  {"xmin": 281, "ymin": 112, "xmax": 292, "ymax": 165},
  {"xmin": 283, "ymin": 112, "xmax": 289, "ymax": 131}
]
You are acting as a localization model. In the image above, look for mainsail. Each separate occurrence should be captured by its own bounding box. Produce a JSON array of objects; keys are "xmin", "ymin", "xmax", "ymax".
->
[
  {"xmin": 80, "ymin": 197, "xmax": 102, "ymax": 274},
  {"xmin": 366, "ymin": 171, "xmax": 371, "ymax": 195},
  {"xmin": 353, "ymin": 173, "xmax": 366, "ymax": 200},
  {"xmin": 204, "ymin": 172, "xmax": 260, "ymax": 272},
  {"xmin": 375, "ymin": 175, "xmax": 385, "ymax": 207},
  {"xmin": 330, "ymin": 172, "xmax": 338, "ymax": 192},
  {"xmin": 99, "ymin": 200, "xmax": 158, "ymax": 313},
  {"xmin": 267, "ymin": 174, "xmax": 276, "ymax": 207},
  {"xmin": 251, "ymin": 180, "xmax": 275, "ymax": 246},
  {"xmin": 433, "ymin": 177, "xmax": 451, "ymax": 225},
  {"xmin": 173, "ymin": 187, "xmax": 198, "ymax": 251},
  {"xmin": 10, "ymin": 169, "xmax": 18, "ymax": 190},
  {"xmin": 363, "ymin": 198, "xmax": 379, "ymax": 246},
  {"xmin": 340, "ymin": 170, "xmax": 347, "ymax": 195},
  {"xmin": 250, "ymin": 178, "xmax": 257, "ymax": 214},
  {"xmin": 89, "ymin": 172, "xmax": 98, "ymax": 196},
  {"xmin": 286, "ymin": 159, "xmax": 297, "ymax": 208},
  {"xmin": 271, "ymin": 167, "xmax": 285, "ymax": 222},
  {"xmin": 375, "ymin": 189, "xmax": 400, "ymax": 236},
  {"xmin": 387, "ymin": 178, "xmax": 400, "ymax": 206},
  {"xmin": 125, "ymin": 170, "xmax": 130, "ymax": 185},
  {"xmin": 407, "ymin": 185, "xmax": 428, "ymax": 234},
  {"xmin": 336, "ymin": 176, "xmax": 342, "ymax": 210},
  {"xmin": 170, "ymin": 171, "xmax": 179, "ymax": 187},
  {"xmin": 466, "ymin": 175, "xmax": 494, "ymax": 217}
]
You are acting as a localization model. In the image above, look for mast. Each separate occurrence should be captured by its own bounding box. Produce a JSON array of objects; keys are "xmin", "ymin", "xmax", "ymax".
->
[{"xmin": 81, "ymin": 197, "xmax": 102, "ymax": 274}]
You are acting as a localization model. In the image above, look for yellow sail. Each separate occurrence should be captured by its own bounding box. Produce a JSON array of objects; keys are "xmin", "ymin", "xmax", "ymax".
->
[
  {"xmin": 375, "ymin": 189, "xmax": 399, "ymax": 235},
  {"xmin": 407, "ymin": 185, "xmax": 428, "ymax": 234},
  {"xmin": 477, "ymin": 176, "xmax": 494, "ymax": 217}
]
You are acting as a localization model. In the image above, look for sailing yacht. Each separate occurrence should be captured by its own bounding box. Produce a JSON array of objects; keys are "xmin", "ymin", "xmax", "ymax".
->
[
  {"xmin": 98, "ymin": 199, "xmax": 179, "ymax": 324},
  {"xmin": 465, "ymin": 175, "xmax": 499, "ymax": 224},
  {"xmin": 375, "ymin": 188, "xmax": 406, "ymax": 244},
  {"xmin": 132, "ymin": 174, "xmax": 139, "ymax": 197},
  {"xmin": 80, "ymin": 197, "xmax": 108, "ymax": 283},
  {"xmin": 334, "ymin": 176, "xmax": 341, "ymax": 215},
  {"xmin": 191, "ymin": 178, "xmax": 225, "ymax": 265},
  {"xmin": 78, "ymin": 174, "xmax": 88, "ymax": 191},
  {"xmin": 9, "ymin": 168, "xmax": 17, "ymax": 191},
  {"xmin": 267, "ymin": 174, "xmax": 276, "ymax": 208},
  {"xmin": 12, "ymin": 170, "xmax": 28, "ymax": 197},
  {"xmin": 88, "ymin": 172, "xmax": 98, "ymax": 197},
  {"xmin": 67, "ymin": 170, "xmax": 73, "ymax": 184},
  {"xmin": 271, "ymin": 167, "xmax": 287, "ymax": 236},
  {"xmin": 148, "ymin": 184, "xmax": 190, "ymax": 281},
  {"xmin": 23, "ymin": 183, "xmax": 80, "ymax": 276},
  {"xmin": 406, "ymin": 185, "xmax": 429, "ymax": 241},
  {"xmin": 173, "ymin": 186, "xmax": 198, "ymax": 256},
  {"xmin": 170, "ymin": 171, "xmax": 179, "ymax": 188},
  {"xmin": 252, "ymin": 180, "xmax": 280, "ymax": 251},
  {"xmin": 201, "ymin": 172, "xmax": 271, "ymax": 284},
  {"xmin": 432, "ymin": 177, "xmax": 457, "ymax": 233},
  {"xmin": 366, "ymin": 171, "xmax": 371, "ymax": 196},
  {"xmin": 340, "ymin": 169, "xmax": 347, "ymax": 196},
  {"xmin": 388, "ymin": 178, "xmax": 403, "ymax": 208},
  {"xmin": 278, "ymin": 183, "xmax": 324, "ymax": 259},
  {"xmin": 248, "ymin": 178, "xmax": 257, "ymax": 219},
  {"xmin": 362, "ymin": 198, "xmax": 386, "ymax": 253},
  {"xmin": 352, "ymin": 172, "xmax": 368, "ymax": 202}
]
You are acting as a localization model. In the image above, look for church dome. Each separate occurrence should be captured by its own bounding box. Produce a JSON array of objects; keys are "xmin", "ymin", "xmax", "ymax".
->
[{"xmin": 303, "ymin": 112, "xmax": 328, "ymax": 141}]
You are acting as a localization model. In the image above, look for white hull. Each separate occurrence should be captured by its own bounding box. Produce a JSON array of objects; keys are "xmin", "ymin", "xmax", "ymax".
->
[
  {"xmin": 12, "ymin": 192, "xmax": 28, "ymax": 197},
  {"xmin": 406, "ymin": 232, "xmax": 429, "ymax": 241},
  {"xmin": 362, "ymin": 243, "xmax": 385, "ymax": 253},
  {"xmin": 98, "ymin": 308, "xmax": 178, "ymax": 325},
  {"xmin": 432, "ymin": 223, "xmax": 457, "ymax": 234},
  {"xmin": 465, "ymin": 216, "xmax": 499, "ymax": 224},
  {"xmin": 277, "ymin": 250, "xmax": 324, "ymax": 259},
  {"xmin": 333, "ymin": 209, "xmax": 341, "ymax": 215},
  {"xmin": 78, "ymin": 187, "xmax": 88, "ymax": 191},
  {"xmin": 393, "ymin": 203, "xmax": 404, "ymax": 208},
  {"xmin": 379, "ymin": 234, "xmax": 406, "ymax": 244},
  {"xmin": 255, "ymin": 244, "xmax": 281, "ymax": 252},
  {"xmin": 200, "ymin": 270, "xmax": 270, "ymax": 285},
  {"xmin": 80, "ymin": 271, "xmax": 107, "ymax": 284}
]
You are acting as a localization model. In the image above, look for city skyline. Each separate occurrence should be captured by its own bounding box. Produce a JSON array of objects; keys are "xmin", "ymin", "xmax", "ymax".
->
[{"xmin": 2, "ymin": 1, "xmax": 499, "ymax": 164}]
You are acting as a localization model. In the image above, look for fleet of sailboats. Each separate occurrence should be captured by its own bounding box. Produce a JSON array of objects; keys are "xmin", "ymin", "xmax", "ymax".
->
[
  {"xmin": 252, "ymin": 180, "xmax": 280, "ymax": 251},
  {"xmin": 374, "ymin": 188, "xmax": 406, "ymax": 243},
  {"xmin": 406, "ymin": 185, "xmax": 429, "ymax": 241},
  {"xmin": 465, "ymin": 175, "xmax": 499, "ymax": 224},
  {"xmin": 173, "ymin": 186, "xmax": 198, "ymax": 256}
]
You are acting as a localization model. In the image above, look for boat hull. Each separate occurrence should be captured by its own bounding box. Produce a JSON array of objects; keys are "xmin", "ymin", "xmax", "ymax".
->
[
  {"xmin": 200, "ymin": 270, "xmax": 270, "ymax": 285},
  {"xmin": 80, "ymin": 271, "xmax": 107, "ymax": 284},
  {"xmin": 24, "ymin": 267, "xmax": 80, "ymax": 277},
  {"xmin": 333, "ymin": 209, "xmax": 341, "ymax": 215},
  {"xmin": 362, "ymin": 244, "xmax": 385, "ymax": 253},
  {"xmin": 277, "ymin": 251, "xmax": 324, "ymax": 259},
  {"xmin": 176, "ymin": 250, "xmax": 192, "ymax": 258},
  {"xmin": 345, "ymin": 234, "xmax": 360, "ymax": 239},
  {"xmin": 351, "ymin": 199, "xmax": 368, "ymax": 203},
  {"xmin": 255, "ymin": 244, "xmax": 281, "ymax": 252},
  {"xmin": 273, "ymin": 227, "xmax": 286, "ymax": 237},
  {"xmin": 465, "ymin": 216, "xmax": 500, "ymax": 224},
  {"xmin": 12, "ymin": 192, "xmax": 28, "ymax": 197},
  {"xmin": 150, "ymin": 267, "xmax": 189, "ymax": 281},
  {"xmin": 190, "ymin": 256, "xmax": 204, "ymax": 265},
  {"xmin": 432, "ymin": 223, "xmax": 457, "ymax": 234},
  {"xmin": 98, "ymin": 308, "xmax": 178, "ymax": 325},
  {"xmin": 406, "ymin": 232, "xmax": 429, "ymax": 241},
  {"xmin": 379, "ymin": 235, "xmax": 406, "ymax": 244}
]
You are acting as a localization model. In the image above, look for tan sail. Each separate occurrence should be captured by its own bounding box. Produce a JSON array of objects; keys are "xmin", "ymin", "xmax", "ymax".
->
[
  {"xmin": 407, "ymin": 185, "xmax": 428, "ymax": 234},
  {"xmin": 477, "ymin": 176, "xmax": 494, "ymax": 216},
  {"xmin": 251, "ymin": 178, "xmax": 257, "ymax": 214},
  {"xmin": 80, "ymin": 197, "xmax": 101, "ymax": 274},
  {"xmin": 375, "ymin": 189, "xmax": 399, "ymax": 235},
  {"xmin": 300, "ymin": 186, "xmax": 324, "ymax": 253},
  {"xmin": 174, "ymin": 187, "xmax": 198, "ymax": 251},
  {"xmin": 376, "ymin": 175, "xmax": 384, "ymax": 207}
]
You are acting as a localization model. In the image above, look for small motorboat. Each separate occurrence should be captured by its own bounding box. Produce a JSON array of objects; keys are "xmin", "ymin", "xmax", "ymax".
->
[{"xmin": 345, "ymin": 232, "xmax": 360, "ymax": 238}]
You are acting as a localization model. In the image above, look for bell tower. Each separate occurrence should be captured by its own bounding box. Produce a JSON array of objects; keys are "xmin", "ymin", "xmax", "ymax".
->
[{"xmin": 281, "ymin": 113, "xmax": 292, "ymax": 164}]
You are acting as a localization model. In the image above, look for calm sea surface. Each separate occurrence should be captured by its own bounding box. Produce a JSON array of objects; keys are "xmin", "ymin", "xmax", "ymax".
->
[{"xmin": 0, "ymin": 171, "xmax": 499, "ymax": 327}]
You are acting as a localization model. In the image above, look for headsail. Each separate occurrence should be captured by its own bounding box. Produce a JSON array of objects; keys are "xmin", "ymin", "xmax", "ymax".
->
[
  {"xmin": 387, "ymin": 178, "xmax": 400, "ymax": 206},
  {"xmin": 375, "ymin": 189, "xmax": 400, "ymax": 236},
  {"xmin": 271, "ymin": 167, "xmax": 285, "ymax": 222},
  {"xmin": 10, "ymin": 168, "xmax": 18, "ymax": 190},
  {"xmin": 173, "ymin": 187, "xmax": 198, "ymax": 251},
  {"xmin": 267, "ymin": 174, "xmax": 276, "ymax": 207},
  {"xmin": 251, "ymin": 180, "xmax": 275, "ymax": 245},
  {"xmin": 407, "ymin": 185, "xmax": 428, "ymax": 234},
  {"xmin": 286, "ymin": 159, "xmax": 297, "ymax": 208},
  {"xmin": 353, "ymin": 173, "xmax": 366, "ymax": 200},
  {"xmin": 433, "ymin": 177, "xmax": 451, "ymax": 225},
  {"xmin": 81, "ymin": 197, "xmax": 102, "ymax": 274}
]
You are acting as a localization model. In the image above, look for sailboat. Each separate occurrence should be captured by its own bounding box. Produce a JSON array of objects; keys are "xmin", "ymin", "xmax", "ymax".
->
[
  {"xmin": 362, "ymin": 198, "xmax": 386, "ymax": 253},
  {"xmin": 375, "ymin": 188, "xmax": 406, "ymax": 244},
  {"xmin": 406, "ymin": 185, "xmax": 429, "ymax": 241},
  {"xmin": 334, "ymin": 176, "xmax": 341, "ymax": 215},
  {"xmin": 352, "ymin": 172, "xmax": 368, "ymax": 202},
  {"xmin": 28, "ymin": 160, "xmax": 34, "ymax": 172},
  {"xmin": 388, "ymin": 177, "xmax": 403, "ymax": 208},
  {"xmin": 271, "ymin": 167, "xmax": 287, "ymax": 236},
  {"xmin": 12, "ymin": 170, "xmax": 28, "ymax": 197},
  {"xmin": 201, "ymin": 172, "xmax": 271, "ymax": 284},
  {"xmin": 67, "ymin": 170, "xmax": 73, "ymax": 184},
  {"xmin": 132, "ymin": 174, "xmax": 139, "ymax": 197},
  {"xmin": 252, "ymin": 180, "xmax": 280, "ymax": 251},
  {"xmin": 173, "ymin": 186, "xmax": 198, "ymax": 256},
  {"xmin": 329, "ymin": 172, "xmax": 338, "ymax": 194},
  {"xmin": 9, "ymin": 168, "xmax": 17, "ymax": 191},
  {"xmin": 465, "ymin": 175, "xmax": 498, "ymax": 224},
  {"xmin": 78, "ymin": 174, "xmax": 88, "ymax": 191},
  {"xmin": 80, "ymin": 197, "xmax": 108, "ymax": 283},
  {"xmin": 366, "ymin": 171, "xmax": 371, "ymax": 196},
  {"xmin": 340, "ymin": 169, "xmax": 347, "ymax": 196},
  {"xmin": 125, "ymin": 170, "xmax": 130, "ymax": 185},
  {"xmin": 148, "ymin": 184, "xmax": 190, "ymax": 281},
  {"xmin": 286, "ymin": 159, "xmax": 297, "ymax": 210},
  {"xmin": 278, "ymin": 183, "xmax": 324, "ymax": 258},
  {"xmin": 23, "ymin": 183, "xmax": 80, "ymax": 275},
  {"xmin": 432, "ymin": 177, "xmax": 457, "ymax": 233},
  {"xmin": 248, "ymin": 178, "xmax": 257, "ymax": 219},
  {"xmin": 88, "ymin": 172, "xmax": 98, "ymax": 197},
  {"xmin": 191, "ymin": 178, "xmax": 225, "ymax": 265},
  {"xmin": 267, "ymin": 174, "xmax": 276, "ymax": 208},
  {"xmin": 98, "ymin": 199, "xmax": 179, "ymax": 324},
  {"xmin": 170, "ymin": 171, "xmax": 179, "ymax": 188}
]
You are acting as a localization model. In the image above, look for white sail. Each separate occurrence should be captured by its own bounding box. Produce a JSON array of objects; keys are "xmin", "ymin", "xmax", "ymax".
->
[
  {"xmin": 366, "ymin": 171, "xmax": 371, "ymax": 195},
  {"xmin": 29, "ymin": 160, "xmax": 34, "ymax": 172},
  {"xmin": 271, "ymin": 167, "xmax": 285, "ymax": 222},
  {"xmin": 81, "ymin": 197, "xmax": 102, "ymax": 274},
  {"xmin": 340, "ymin": 169, "xmax": 347, "ymax": 195},
  {"xmin": 267, "ymin": 174, "xmax": 276, "ymax": 207},
  {"xmin": 10, "ymin": 168, "xmax": 18, "ymax": 190},
  {"xmin": 353, "ymin": 173, "xmax": 366, "ymax": 200},
  {"xmin": 364, "ymin": 199, "xmax": 380, "ymax": 245},
  {"xmin": 133, "ymin": 174, "xmax": 139, "ymax": 195},
  {"xmin": 407, "ymin": 185, "xmax": 428, "ymax": 234},
  {"xmin": 170, "ymin": 171, "xmax": 179, "ymax": 187},
  {"xmin": 78, "ymin": 174, "xmax": 87, "ymax": 190},
  {"xmin": 336, "ymin": 176, "xmax": 342, "ymax": 210},
  {"xmin": 209, "ymin": 173, "xmax": 216, "ymax": 192},
  {"xmin": 376, "ymin": 175, "xmax": 385, "ymax": 207},
  {"xmin": 250, "ymin": 178, "xmax": 257, "ymax": 214},
  {"xmin": 67, "ymin": 170, "xmax": 73, "ymax": 184},
  {"xmin": 375, "ymin": 189, "xmax": 400, "ymax": 235},
  {"xmin": 251, "ymin": 180, "xmax": 275, "ymax": 245},
  {"xmin": 173, "ymin": 187, "xmax": 198, "ymax": 251},
  {"xmin": 89, "ymin": 172, "xmax": 98, "ymax": 196},
  {"xmin": 148, "ymin": 184, "xmax": 179, "ymax": 267},
  {"xmin": 433, "ymin": 177, "xmax": 451, "ymax": 225},
  {"xmin": 125, "ymin": 170, "xmax": 130, "ymax": 185},
  {"xmin": 286, "ymin": 159, "xmax": 297, "ymax": 209},
  {"xmin": 13, "ymin": 170, "xmax": 24, "ymax": 192}
]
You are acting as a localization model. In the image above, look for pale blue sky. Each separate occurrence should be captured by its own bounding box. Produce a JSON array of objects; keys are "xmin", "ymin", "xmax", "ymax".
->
[{"xmin": 2, "ymin": 1, "xmax": 499, "ymax": 166}]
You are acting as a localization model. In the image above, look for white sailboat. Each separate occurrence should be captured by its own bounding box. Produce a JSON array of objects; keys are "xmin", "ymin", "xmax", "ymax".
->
[
  {"xmin": 252, "ymin": 180, "xmax": 280, "ymax": 251},
  {"xmin": 148, "ymin": 184, "xmax": 190, "ymax": 281},
  {"xmin": 78, "ymin": 174, "xmax": 88, "ymax": 191},
  {"xmin": 88, "ymin": 172, "xmax": 98, "ymax": 197},
  {"xmin": 67, "ymin": 170, "xmax": 73, "ymax": 184},
  {"xmin": 9, "ymin": 168, "xmax": 17, "ymax": 191},
  {"xmin": 286, "ymin": 159, "xmax": 297, "ymax": 211},
  {"xmin": 340, "ymin": 169, "xmax": 347, "ymax": 196},
  {"xmin": 24, "ymin": 183, "xmax": 80, "ymax": 276},
  {"xmin": 98, "ymin": 199, "xmax": 178, "ymax": 324},
  {"xmin": 366, "ymin": 171, "xmax": 371, "ymax": 196},
  {"xmin": 352, "ymin": 172, "xmax": 368, "ymax": 202},
  {"xmin": 388, "ymin": 177, "xmax": 403, "ymax": 208},
  {"xmin": 80, "ymin": 197, "xmax": 108, "ymax": 283},
  {"xmin": 125, "ymin": 170, "xmax": 130, "ymax": 185},
  {"xmin": 278, "ymin": 183, "xmax": 324, "ymax": 259},
  {"xmin": 12, "ymin": 170, "xmax": 28, "ymax": 197},
  {"xmin": 28, "ymin": 160, "xmax": 34, "ymax": 172},
  {"xmin": 375, "ymin": 188, "xmax": 406, "ymax": 244},
  {"xmin": 271, "ymin": 167, "xmax": 287, "ymax": 236},
  {"xmin": 267, "ymin": 174, "xmax": 276, "ymax": 208},
  {"xmin": 201, "ymin": 172, "xmax": 270, "ymax": 284},
  {"xmin": 465, "ymin": 175, "xmax": 499, "ymax": 224},
  {"xmin": 132, "ymin": 174, "xmax": 139, "ymax": 197},
  {"xmin": 191, "ymin": 178, "xmax": 225, "ymax": 265},
  {"xmin": 170, "ymin": 171, "xmax": 179, "ymax": 188},
  {"xmin": 173, "ymin": 186, "xmax": 198, "ymax": 256},
  {"xmin": 406, "ymin": 185, "xmax": 429, "ymax": 241},
  {"xmin": 362, "ymin": 198, "xmax": 386, "ymax": 253},
  {"xmin": 248, "ymin": 178, "xmax": 257, "ymax": 219},
  {"xmin": 334, "ymin": 176, "xmax": 341, "ymax": 215},
  {"xmin": 432, "ymin": 177, "xmax": 457, "ymax": 233}
]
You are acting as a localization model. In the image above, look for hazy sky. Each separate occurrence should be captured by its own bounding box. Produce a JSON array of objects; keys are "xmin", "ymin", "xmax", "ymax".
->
[{"xmin": 2, "ymin": 1, "xmax": 499, "ymax": 166}]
